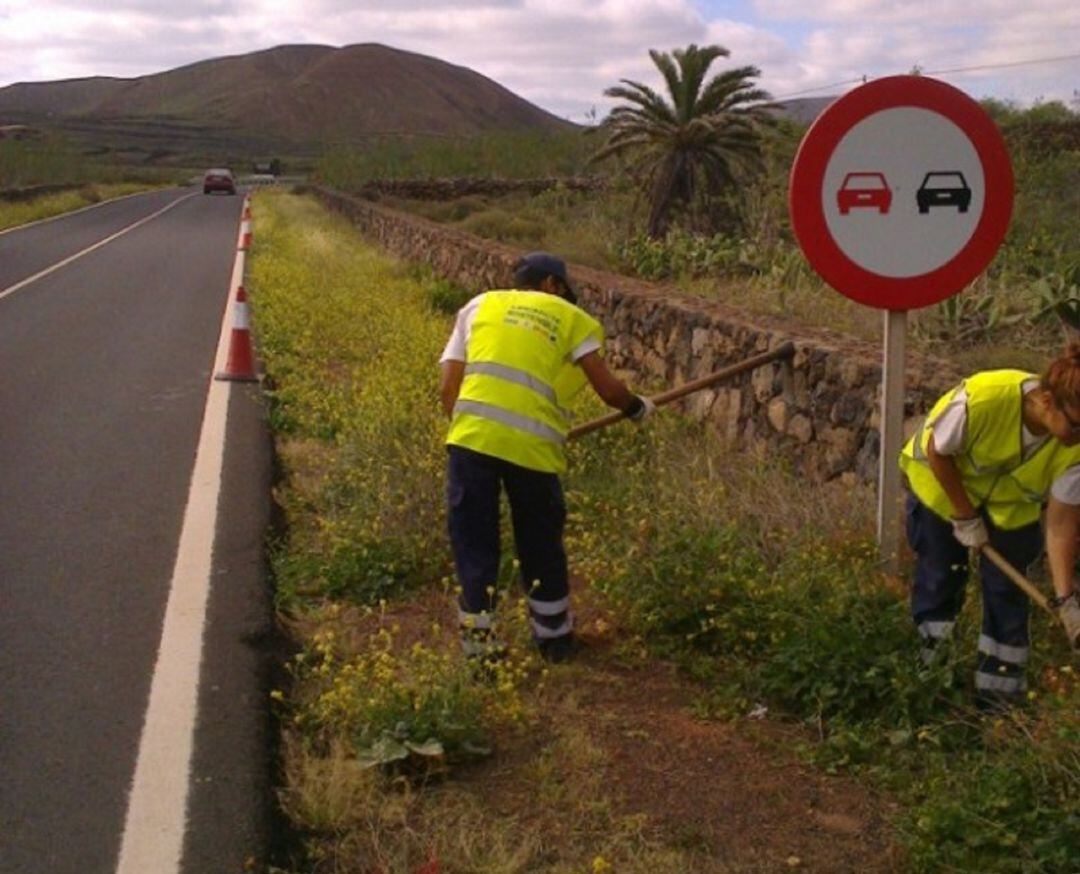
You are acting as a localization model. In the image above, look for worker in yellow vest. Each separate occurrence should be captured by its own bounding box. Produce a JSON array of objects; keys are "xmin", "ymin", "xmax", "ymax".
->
[
  {"xmin": 439, "ymin": 252, "xmax": 654, "ymax": 664},
  {"xmin": 900, "ymin": 343, "xmax": 1080, "ymax": 707}
]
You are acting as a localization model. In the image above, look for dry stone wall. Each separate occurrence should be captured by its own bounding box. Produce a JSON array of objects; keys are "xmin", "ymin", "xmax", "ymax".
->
[
  {"xmin": 306, "ymin": 184, "xmax": 962, "ymax": 484},
  {"xmin": 348, "ymin": 176, "xmax": 604, "ymax": 201}
]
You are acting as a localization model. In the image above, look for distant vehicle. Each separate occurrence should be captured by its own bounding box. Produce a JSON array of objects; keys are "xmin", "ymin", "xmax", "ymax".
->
[
  {"xmin": 917, "ymin": 171, "xmax": 971, "ymax": 213},
  {"xmin": 837, "ymin": 172, "xmax": 892, "ymax": 215},
  {"xmin": 203, "ymin": 168, "xmax": 236, "ymax": 195}
]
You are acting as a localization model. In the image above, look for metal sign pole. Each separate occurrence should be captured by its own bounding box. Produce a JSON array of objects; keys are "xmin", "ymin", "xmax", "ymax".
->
[{"xmin": 877, "ymin": 308, "xmax": 907, "ymax": 572}]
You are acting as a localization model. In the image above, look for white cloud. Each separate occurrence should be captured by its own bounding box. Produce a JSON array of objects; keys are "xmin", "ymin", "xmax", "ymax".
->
[
  {"xmin": 749, "ymin": 0, "xmax": 1080, "ymax": 103},
  {"xmin": 0, "ymin": 0, "xmax": 1077, "ymax": 118}
]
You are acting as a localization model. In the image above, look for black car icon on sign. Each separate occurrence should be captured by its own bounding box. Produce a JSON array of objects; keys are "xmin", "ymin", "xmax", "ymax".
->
[{"xmin": 917, "ymin": 171, "xmax": 971, "ymax": 213}]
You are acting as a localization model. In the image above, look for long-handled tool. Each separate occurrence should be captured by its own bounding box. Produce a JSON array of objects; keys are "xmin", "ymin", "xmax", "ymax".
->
[
  {"xmin": 568, "ymin": 340, "xmax": 796, "ymax": 440},
  {"xmin": 981, "ymin": 545, "xmax": 1053, "ymax": 616},
  {"xmin": 981, "ymin": 544, "xmax": 1080, "ymax": 649}
]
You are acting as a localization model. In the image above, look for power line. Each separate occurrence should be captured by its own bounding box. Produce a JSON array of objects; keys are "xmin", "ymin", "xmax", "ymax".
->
[
  {"xmin": 772, "ymin": 77, "xmax": 866, "ymax": 101},
  {"xmin": 772, "ymin": 51, "xmax": 1080, "ymax": 102},
  {"xmin": 924, "ymin": 51, "xmax": 1080, "ymax": 77}
]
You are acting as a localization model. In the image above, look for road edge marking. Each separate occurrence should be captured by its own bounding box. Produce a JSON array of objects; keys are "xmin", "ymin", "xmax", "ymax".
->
[
  {"xmin": 114, "ymin": 236, "xmax": 248, "ymax": 874},
  {"xmin": 0, "ymin": 192, "xmax": 196, "ymax": 302}
]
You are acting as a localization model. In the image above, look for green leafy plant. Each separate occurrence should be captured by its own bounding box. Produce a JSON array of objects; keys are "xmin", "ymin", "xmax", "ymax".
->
[
  {"xmin": 292, "ymin": 628, "xmax": 494, "ymax": 774},
  {"xmin": 423, "ymin": 275, "xmax": 474, "ymax": 315},
  {"xmin": 1031, "ymin": 270, "xmax": 1080, "ymax": 332}
]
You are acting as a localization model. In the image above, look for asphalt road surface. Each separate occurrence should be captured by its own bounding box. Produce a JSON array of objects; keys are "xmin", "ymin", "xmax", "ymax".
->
[{"xmin": 0, "ymin": 189, "xmax": 276, "ymax": 873}]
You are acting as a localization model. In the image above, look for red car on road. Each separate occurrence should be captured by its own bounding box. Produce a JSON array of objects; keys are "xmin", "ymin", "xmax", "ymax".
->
[
  {"xmin": 203, "ymin": 168, "xmax": 236, "ymax": 195},
  {"xmin": 837, "ymin": 172, "xmax": 892, "ymax": 215}
]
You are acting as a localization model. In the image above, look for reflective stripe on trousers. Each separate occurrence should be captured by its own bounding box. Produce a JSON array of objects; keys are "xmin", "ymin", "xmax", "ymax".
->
[
  {"xmin": 975, "ymin": 670, "xmax": 1027, "ymax": 694},
  {"xmin": 528, "ymin": 595, "xmax": 572, "ymax": 640},
  {"xmin": 917, "ymin": 619, "xmax": 955, "ymax": 665}
]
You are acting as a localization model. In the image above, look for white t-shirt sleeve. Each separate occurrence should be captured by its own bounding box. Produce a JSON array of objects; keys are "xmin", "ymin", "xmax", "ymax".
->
[
  {"xmin": 1051, "ymin": 466, "xmax": 1080, "ymax": 505},
  {"xmin": 569, "ymin": 336, "xmax": 601, "ymax": 363},
  {"xmin": 928, "ymin": 389, "xmax": 968, "ymax": 455},
  {"xmin": 439, "ymin": 294, "xmax": 484, "ymax": 363}
]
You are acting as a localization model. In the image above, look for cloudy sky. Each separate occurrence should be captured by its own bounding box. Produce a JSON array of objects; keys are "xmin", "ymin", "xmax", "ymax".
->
[{"xmin": 0, "ymin": 0, "xmax": 1077, "ymax": 121}]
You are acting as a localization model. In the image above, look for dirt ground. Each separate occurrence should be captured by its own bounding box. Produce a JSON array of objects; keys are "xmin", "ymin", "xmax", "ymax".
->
[{"xmin": 335, "ymin": 583, "xmax": 904, "ymax": 873}]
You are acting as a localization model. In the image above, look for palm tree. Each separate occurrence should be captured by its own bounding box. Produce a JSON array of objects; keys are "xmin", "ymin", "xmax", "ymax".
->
[{"xmin": 592, "ymin": 44, "xmax": 776, "ymax": 238}]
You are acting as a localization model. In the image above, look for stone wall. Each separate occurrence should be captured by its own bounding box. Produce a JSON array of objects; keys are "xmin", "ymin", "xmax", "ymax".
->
[
  {"xmin": 347, "ymin": 176, "xmax": 604, "ymax": 202},
  {"xmin": 306, "ymin": 184, "xmax": 962, "ymax": 484},
  {"xmin": 0, "ymin": 183, "xmax": 75, "ymax": 202}
]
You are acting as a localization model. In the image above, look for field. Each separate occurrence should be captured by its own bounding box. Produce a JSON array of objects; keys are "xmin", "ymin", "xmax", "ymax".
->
[
  {"xmin": 251, "ymin": 191, "xmax": 1079, "ymax": 873},
  {"xmin": 315, "ymin": 111, "xmax": 1080, "ymax": 376}
]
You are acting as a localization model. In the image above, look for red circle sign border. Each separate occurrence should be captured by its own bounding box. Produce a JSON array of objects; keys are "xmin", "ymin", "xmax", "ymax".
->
[{"xmin": 789, "ymin": 76, "xmax": 1014, "ymax": 311}]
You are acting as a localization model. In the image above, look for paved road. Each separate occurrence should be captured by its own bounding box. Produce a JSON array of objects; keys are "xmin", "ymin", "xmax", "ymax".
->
[{"xmin": 0, "ymin": 189, "xmax": 275, "ymax": 873}]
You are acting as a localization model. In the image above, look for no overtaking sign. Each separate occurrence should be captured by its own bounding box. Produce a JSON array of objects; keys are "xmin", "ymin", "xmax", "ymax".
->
[
  {"xmin": 789, "ymin": 75, "xmax": 1013, "ymax": 311},
  {"xmin": 788, "ymin": 75, "xmax": 1015, "ymax": 570}
]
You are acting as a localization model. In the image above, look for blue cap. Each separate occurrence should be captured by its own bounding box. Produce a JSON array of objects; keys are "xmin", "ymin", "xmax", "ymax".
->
[{"xmin": 513, "ymin": 251, "xmax": 577, "ymax": 302}]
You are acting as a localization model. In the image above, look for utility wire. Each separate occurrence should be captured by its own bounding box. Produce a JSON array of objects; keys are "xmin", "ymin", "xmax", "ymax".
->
[
  {"xmin": 925, "ymin": 51, "xmax": 1080, "ymax": 77},
  {"xmin": 772, "ymin": 50, "xmax": 1080, "ymax": 101}
]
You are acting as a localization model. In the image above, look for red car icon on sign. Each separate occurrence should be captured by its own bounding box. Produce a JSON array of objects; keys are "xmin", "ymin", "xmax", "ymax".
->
[{"xmin": 837, "ymin": 172, "xmax": 892, "ymax": 215}]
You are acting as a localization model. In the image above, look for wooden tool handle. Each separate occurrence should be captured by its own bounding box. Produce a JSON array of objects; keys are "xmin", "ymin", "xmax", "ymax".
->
[{"xmin": 569, "ymin": 341, "xmax": 796, "ymax": 440}]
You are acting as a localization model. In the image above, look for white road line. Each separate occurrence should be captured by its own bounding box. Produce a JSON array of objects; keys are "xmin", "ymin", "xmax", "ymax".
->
[
  {"xmin": 114, "ymin": 240, "xmax": 248, "ymax": 874},
  {"xmin": 0, "ymin": 192, "xmax": 196, "ymax": 302}
]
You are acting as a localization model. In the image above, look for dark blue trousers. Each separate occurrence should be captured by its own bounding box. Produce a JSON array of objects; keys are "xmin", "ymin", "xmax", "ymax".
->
[
  {"xmin": 906, "ymin": 495, "xmax": 1040, "ymax": 697},
  {"xmin": 447, "ymin": 446, "xmax": 572, "ymax": 645}
]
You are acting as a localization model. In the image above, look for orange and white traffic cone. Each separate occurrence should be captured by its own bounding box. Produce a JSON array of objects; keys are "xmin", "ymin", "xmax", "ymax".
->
[
  {"xmin": 239, "ymin": 219, "xmax": 252, "ymax": 251},
  {"xmin": 215, "ymin": 285, "xmax": 258, "ymax": 382},
  {"xmin": 242, "ymin": 201, "xmax": 252, "ymax": 220}
]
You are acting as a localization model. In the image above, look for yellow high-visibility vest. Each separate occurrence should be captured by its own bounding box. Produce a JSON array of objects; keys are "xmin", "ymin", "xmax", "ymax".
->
[
  {"xmin": 447, "ymin": 290, "xmax": 603, "ymax": 473},
  {"xmin": 899, "ymin": 370, "xmax": 1080, "ymax": 529}
]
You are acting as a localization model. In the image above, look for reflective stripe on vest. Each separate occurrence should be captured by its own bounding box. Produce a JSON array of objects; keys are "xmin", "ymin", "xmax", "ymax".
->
[
  {"xmin": 452, "ymin": 399, "xmax": 567, "ymax": 445},
  {"xmin": 464, "ymin": 361, "xmax": 567, "ymax": 416}
]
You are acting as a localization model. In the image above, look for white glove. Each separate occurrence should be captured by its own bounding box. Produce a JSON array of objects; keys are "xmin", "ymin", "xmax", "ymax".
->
[
  {"xmin": 1053, "ymin": 592, "xmax": 1080, "ymax": 650},
  {"xmin": 627, "ymin": 395, "xmax": 656, "ymax": 423},
  {"xmin": 951, "ymin": 515, "xmax": 989, "ymax": 549}
]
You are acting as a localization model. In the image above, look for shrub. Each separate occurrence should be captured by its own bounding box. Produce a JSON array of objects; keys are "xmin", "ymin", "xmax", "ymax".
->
[{"xmin": 458, "ymin": 208, "xmax": 546, "ymax": 243}]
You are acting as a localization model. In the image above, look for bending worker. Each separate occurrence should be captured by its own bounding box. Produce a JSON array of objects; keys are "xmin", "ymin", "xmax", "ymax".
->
[
  {"xmin": 439, "ymin": 252, "xmax": 654, "ymax": 664},
  {"xmin": 899, "ymin": 342, "xmax": 1080, "ymax": 707}
]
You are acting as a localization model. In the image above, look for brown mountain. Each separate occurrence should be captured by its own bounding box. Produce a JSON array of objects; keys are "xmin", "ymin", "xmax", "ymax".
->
[{"xmin": 0, "ymin": 43, "xmax": 575, "ymax": 162}]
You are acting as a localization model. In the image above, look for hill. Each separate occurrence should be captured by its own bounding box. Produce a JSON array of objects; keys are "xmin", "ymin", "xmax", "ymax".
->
[
  {"xmin": 774, "ymin": 96, "xmax": 836, "ymax": 126},
  {"xmin": 0, "ymin": 44, "xmax": 576, "ymax": 166}
]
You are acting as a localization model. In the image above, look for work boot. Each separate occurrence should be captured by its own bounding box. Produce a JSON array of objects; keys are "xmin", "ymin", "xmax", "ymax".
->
[
  {"xmin": 537, "ymin": 633, "xmax": 578, "ymax": 664},
  {"xmin": 974, "ymin": 691, "xmax": 1023, "ymax": 714},
  {"xmin": 1056, "ymin": 593, "xmax": 1080, "ymax": 650}
]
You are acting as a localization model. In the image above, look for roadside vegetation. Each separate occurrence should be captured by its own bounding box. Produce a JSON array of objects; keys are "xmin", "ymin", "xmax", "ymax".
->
[
  {"xmin": 0, "ymin": 182, "xmax": 166, "ymax": 232},
  {"xmin": 0, "ymin": 133, "xmax": 190, "ymax": 230},
  {"xmin": 252, "ymin": 191, "xmax": 1079, "ymax": 873}
]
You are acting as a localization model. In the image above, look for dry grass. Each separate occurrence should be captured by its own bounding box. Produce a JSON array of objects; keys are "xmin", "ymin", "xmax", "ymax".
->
[
  {"xmin": 0, "ymin": 183, "xmax": 161, "ymax": 231},
  {"xmin": 273, "ymin": 584, "xmax": 898, "ymax": 874}
]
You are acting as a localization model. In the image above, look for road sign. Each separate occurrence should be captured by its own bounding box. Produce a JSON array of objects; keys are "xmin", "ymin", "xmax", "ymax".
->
[{"xmin": 789, "ymin": 75, "xmax": 1013, "ymax": 311}]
